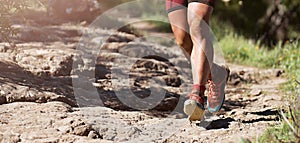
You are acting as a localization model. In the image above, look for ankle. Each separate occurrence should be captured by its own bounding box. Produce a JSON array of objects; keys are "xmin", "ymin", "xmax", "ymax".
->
[{"xmin": 191, "ymin": 84, "xmax": 206, "ymax": 97}]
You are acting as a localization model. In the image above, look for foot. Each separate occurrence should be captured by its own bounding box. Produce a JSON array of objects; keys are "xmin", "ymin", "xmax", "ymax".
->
[
  {"xmin": 207, "ymin": 65, "xmax": 230, "ymax": 113},
  {"xmin": 184, "ymin": 93, "xmax": 205, "ymax": 121}
]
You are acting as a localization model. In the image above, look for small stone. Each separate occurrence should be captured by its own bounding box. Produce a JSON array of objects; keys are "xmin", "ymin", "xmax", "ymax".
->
[
  {"xmin": 229, "ymin": 111, "xmax": 236, "ymax": 116},
  {"xmin": 0, "ymin": 96, "xmax": 7, "ymax": 104},
  {"xmin": 88, "ymin": 131, "xmax": 99, "ymax": 139},
  {"xmin": 0, "ymin": 45, "xmax": 9, "ymax": 52},
  {"xmin": 276, "ymin": 70, "xmax": 284, "ymax": 77},
  {"xmin": 73, "ymin": 125, "xmax": 92, "ymax": 136},
  {"xmin": 249, "ymin": 89, "xmax": 262, "ymax": 96}
]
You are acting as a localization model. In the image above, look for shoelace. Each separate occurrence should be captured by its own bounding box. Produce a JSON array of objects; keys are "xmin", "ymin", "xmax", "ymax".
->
[{"xmin": 208, "ymin": 80, "xmax": 221, "ymax": 104}]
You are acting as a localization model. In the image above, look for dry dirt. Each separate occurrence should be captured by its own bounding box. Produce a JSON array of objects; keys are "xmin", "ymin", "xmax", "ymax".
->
[{"xmin": 0, "ymin": 9, "xmax": 287, "ymax": 143}]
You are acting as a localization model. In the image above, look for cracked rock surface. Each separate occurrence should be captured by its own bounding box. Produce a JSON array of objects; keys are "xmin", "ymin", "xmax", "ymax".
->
[{"xmin": 0, "ymin": 11, "xmax": 287, "ymax": 142}]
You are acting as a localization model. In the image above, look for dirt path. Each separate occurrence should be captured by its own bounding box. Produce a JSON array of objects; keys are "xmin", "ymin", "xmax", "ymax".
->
[
  {"xmin": 86, "ymin": 21, "xmax": 287, "ymax": 142},
  {"xmin": 161, "ymin": 64, "xmax": 286, "ymax": 142},
  {"xmin": 0, "ymin": 18, "xmax": 287, "ymax": 142},
  {"xmin": 79, "ymin": 63, "xmax": 286, "ymax": 143},
  {"xmin": 0, "ymin": 62, "xmax": 285, "ymax": 142}
]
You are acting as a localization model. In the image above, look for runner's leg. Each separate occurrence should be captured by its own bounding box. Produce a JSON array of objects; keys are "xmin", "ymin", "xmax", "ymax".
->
[
  {"xmin": 187, "ymin": 2, "xmax": 213, "ymax": 86},
  {"xmin": 188, "ymin": 1, "xmax": 229, "ymax": 113},
  {"xmin": 166, "ymin": 0, "xmax": 206, "ymax": 121},
  {"xmin": 167, "ymin": 9, "xmax": 193, "ymax": 59}
]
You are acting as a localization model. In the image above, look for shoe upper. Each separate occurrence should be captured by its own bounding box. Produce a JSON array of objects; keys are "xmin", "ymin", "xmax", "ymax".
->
[{"xmin": 207, "ymin": 65, "xmax": 230, "ymax": 112}]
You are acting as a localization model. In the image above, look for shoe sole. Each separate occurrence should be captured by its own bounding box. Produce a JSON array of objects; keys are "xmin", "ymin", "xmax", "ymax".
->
[{"xmin": 184, "ymin": 99, "xmax": 205, "ymax": 121}]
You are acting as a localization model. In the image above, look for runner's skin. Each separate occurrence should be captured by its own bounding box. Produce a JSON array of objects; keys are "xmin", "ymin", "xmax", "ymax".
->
[{"xmin": 168, "ymin": 2, "xmax": 214, "ymax": 94}]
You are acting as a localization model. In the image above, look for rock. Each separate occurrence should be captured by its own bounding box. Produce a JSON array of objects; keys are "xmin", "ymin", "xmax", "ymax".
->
[
  {"xmin": 95, "ymin": 63, "xmax": 110, "ymax": 79},
  {"xmin": 276, "ymin": 70, "xmax": 284, "ymax": 77},
  {"xmin": 0, "ymin": 132, "xmax": 21, "ymax": 143},
  {"xmin": 0, "ymin": 18, "xmax": 288, "ymax": 142},
  {"xmin": 93, "ymin": 45, "xmax": 183, "ymax": 111},
  {"xmin": 0, "ymin": 58, "xmax": 75, "ymax": 106},
  {"xmin": 118, "ymin": 42, "xmax": 173, "ymax": 59},
  {"xmin": 73, "ymin": 125, "xmax": 92, "ymax": 136},
  {"xmin": 100, "ymin": 43, "xmax": 127, "ymax": 53},
  {"xmin": 14, "ymin": 45, "xmax": 75, "ymax": 77},
  {"xmin": 249, "ymin": 89, "xmax": 262, "ymax": 96},
  {"xmin": 0, "ymin": 102, "xmax": 109, "ymax": 142},
  {"xmin": 0, "ymin": 44, "xmax": 10, "ymax": 52},
  {"xmin": 106, "ymin": 32, "xmax": 136, "ymax": 43},
  {"xmin": 116, "ymin": 127, "xmax": 142, "ymax": 141},
  {"xmin": 99, "ymin": 127, "xmax": 117, "ymax": 141},
  {"xmin": 88, "ymin": 131, "xmax": 100, "ymax": 139},
  {"xmin": 0, "ymin": 95, "xmax": 7, "ymax": 104},
  {"xmin": 228, "ymin": 71, "xmax": 257, "ymax": 86},
  {"xmin": 162, "ymin": 75, "xmax": 181, "ymax": 87},
  {"xmin": 154, "ymin": 96, "xmax": 179, "ymax": 111},
  {"xmin": 0, "ymin": 82, "xmax": 76, "ymax": 106},
  {"xmin": 50, "ymin": 95, "xmax": 77, "ymax": 107},
  {"xmin": 169, "ymin": 57, "xmax": 191, "ymax": 69}
]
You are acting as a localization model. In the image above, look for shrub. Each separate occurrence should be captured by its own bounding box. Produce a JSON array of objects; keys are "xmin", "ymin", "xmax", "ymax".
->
[{"xmin": 0, "ymin": 0, "xmax": 27, "ymax": 46}]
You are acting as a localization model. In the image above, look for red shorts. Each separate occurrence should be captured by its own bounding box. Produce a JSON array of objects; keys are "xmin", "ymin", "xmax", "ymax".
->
[{"xmin": 166, "ymin": 0, "xmax": 216, "ymax": 13}]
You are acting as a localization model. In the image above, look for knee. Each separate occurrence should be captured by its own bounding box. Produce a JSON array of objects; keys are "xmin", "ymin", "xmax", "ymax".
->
[
  {"xmin": 188, "ymin": 17, "xmax": 205, "ymax": 38},
  {"xmin": 176, "ymin": 38, "xmax": 185, "ymax": 48},
  {"xmin": 173, "ymin": 29, "xmax": 186, "ymax": 48},
  {"xmin": 174, "ymin": 31, "xmax": 193, "ymax": 55}
]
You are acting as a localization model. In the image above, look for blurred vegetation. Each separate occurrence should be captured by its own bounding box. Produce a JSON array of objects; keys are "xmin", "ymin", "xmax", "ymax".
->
[
  {"xmin": 111, "ymin": 0, "xmax": 300, "ymax": 47},
  {"xmin": 0, "ymin": 0, "xmax": 27, "ymax": 46},
  {"xmin": 1, "ymin": 0, "xmax": 299, "ymax": 47},
  {"xmin": 214, "ymin": 0, "xmax": 300, "ymax": 47}
]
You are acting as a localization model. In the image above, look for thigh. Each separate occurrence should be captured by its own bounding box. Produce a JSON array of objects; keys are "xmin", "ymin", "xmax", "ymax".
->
[
  {"xmin": 166, "ymin": 0, "xmax": 189, "ymax": 40},
  {"xmin": 187, "ymin": 2, "xmax": 213, "ymax": 25},
  {"xmin": 166, "ymin": 0, "xmax": 189, "ymax": 33},
  {"xmin": 166, "ymin": 0, "xmax": 193, "ymax": 56},
  {"xmin": 168, "ymin": 9, "xmax": 193, "ymax": 56},
  {"xmin": 168, "ymin": 8, "xmax": 189, "ymax": 34}
]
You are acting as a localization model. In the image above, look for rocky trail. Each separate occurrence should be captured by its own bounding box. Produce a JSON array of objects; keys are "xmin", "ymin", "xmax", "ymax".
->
[{"xmin": 0, "ymin": 12, "xmax": 287, "ymax": 143}]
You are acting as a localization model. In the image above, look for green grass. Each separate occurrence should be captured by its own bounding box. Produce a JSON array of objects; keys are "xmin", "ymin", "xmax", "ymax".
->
[
  {"xmin": 218, "ymin": 31, "xmax": 300, "ymax": 143},
  {"xmin": 220, "ymin": 33, "xmax": 300, "ymax": 80},
  {"xmin": 259, "ymin": 105, "xmax": 300, "ymax": 143},
  {"xmin": 259, "ymin": 123, "xmax": 297, "ymax": 142}
]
